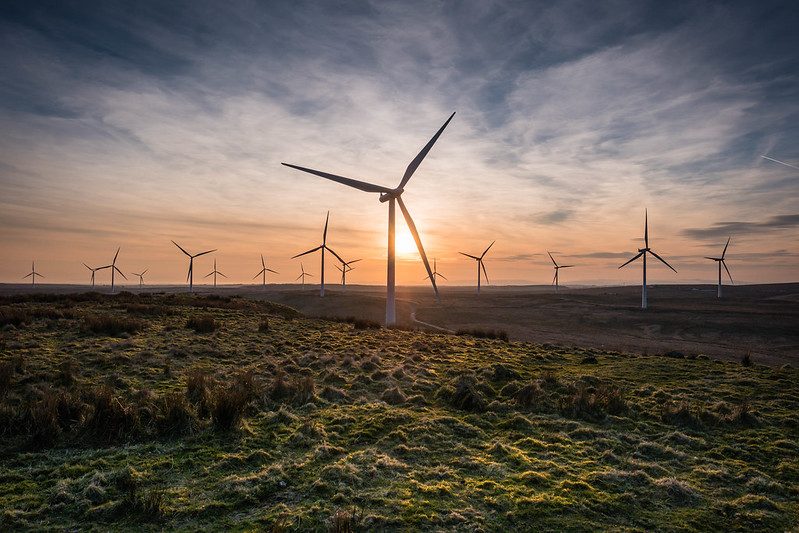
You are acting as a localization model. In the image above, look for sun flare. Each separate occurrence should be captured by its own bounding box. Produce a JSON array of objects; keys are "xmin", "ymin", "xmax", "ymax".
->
[{"xmin": 396, "ymin": 227, "xmax": 418, "ymax": 257}]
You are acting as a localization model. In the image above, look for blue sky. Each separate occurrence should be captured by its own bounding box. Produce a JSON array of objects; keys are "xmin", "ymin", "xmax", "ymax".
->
[{"xmin": 1, "ymin": 0, "xmax": 797, "ymax": 285}]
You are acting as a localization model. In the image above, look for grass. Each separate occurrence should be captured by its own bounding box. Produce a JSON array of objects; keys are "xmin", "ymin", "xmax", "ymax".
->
[{"xmin": 0, "ymin": 293, "xmax": 796, "ymax": 530}]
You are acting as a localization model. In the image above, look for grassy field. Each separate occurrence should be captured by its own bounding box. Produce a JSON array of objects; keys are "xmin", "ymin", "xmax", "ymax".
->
[{"xmin": 0, "ymin": 292, "xmax": 797, "ymax": 531}]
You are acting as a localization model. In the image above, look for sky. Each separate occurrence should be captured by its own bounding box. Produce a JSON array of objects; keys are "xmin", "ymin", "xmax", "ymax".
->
[{"xmin": 1, "ymin": 0, "xmax": 798, "ymax": 287}]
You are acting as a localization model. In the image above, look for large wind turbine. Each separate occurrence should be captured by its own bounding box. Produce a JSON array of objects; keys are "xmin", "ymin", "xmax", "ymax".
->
[
  {"xmin": 82, "ymin": 263, "xmax": 105, "ymax": 288},
  {"xmin": 296, "ymin": 262, "xmax": 313, "ymax": 286},
  {"xmin": 253, "ymin": 254, "xmax": 278, "ymax": 287},
  {"xmin": 618, "ymin": 210, "xmax": 677, "ymax": 309},
  {"xmin": 100, "ymin": 248, "xmax": 127, "ymax": 293},
  {"xmin": 547, "ymin": 252, "xmax": 574, "ymax": 291},
  {"xmin": 460, "ymin": 241, "xmax": 495, "ymax": 294},
  {"xmin": 291, "ymin": 211, "xmax": 344, "ymax": 297},
  {"xmin": 705, "ymin": 237, "xmax": 733, "ymax": 298},
  {"xmin": 131, "ymin": 269, "xmax": 148, "ymax": 288},
  {"xmin": 23, "ymin": 261, "xmax": 44, "ymax": 286},
  {"xmin": 282, "ymin": 112, "xmax": 455, "ymax": 325},
  {"xmin": 204, "ymin": 259, "xmax": 227, "ymax": 288},
  {"xmin": 172, "ymin": 241, "xmax": 216, "ymax": 293},
  {"xmin": 423, "ymin": 258, "xmax": 447, "ymax": 283},
  {"xmin": 335, "ymin": 259, "xmax": 362, "ymax": 286}
]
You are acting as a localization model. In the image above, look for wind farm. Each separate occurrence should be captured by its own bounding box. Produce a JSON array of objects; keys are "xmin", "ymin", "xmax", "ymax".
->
[{"xmin": 1, "ymin": 2, "xmax": 798, "ymax": 531}]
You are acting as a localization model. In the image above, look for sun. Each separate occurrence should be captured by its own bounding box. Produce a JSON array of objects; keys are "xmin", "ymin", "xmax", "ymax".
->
[{"xmin": 396, "ymin": 227, "xmax": 418, "ymax": 257}]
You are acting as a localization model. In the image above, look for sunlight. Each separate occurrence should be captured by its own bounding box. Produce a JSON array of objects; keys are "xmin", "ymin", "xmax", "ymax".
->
[{"xmin": 396, "ymin": 226, "xmax": 418, "ymax": 257}]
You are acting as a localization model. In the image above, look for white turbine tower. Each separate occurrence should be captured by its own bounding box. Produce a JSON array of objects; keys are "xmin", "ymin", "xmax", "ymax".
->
[
  {"xmin": 291, "ymin": 211, "xmax": 345, "ymax": 297},
  {"xmin": 618, "ymin": 210, "xmax": 677, "ymax": 309},
  {"xmin": 100, "ymin": 248, "xmax": 127, "ymax": 293},
  {"xmin": 460, "ymin": 241, "xmax": 495, "ymax": 294},
  {"xmin": 547, "ymin": 252, "xmax": 574, "ymax": 291},
  {"xmin": 172, "ymin": 241, "xmax": 216, "ymax": 293},
  {"xmin": 296, "ymin": 262, "xmax": 313, "ymax": 286},
  {"xmin": 705, "ymin": 237, "xmax": 733, "ymax": 298},
  {"xmin": 205, "ymin": 259, "xmax": 227, "ymax": 288},
  {"xmin": 131, "ymin": 269, "xmax": 148, "ymax": 288},
  {"xmin": 335, "ymin": 258, "xmax": 362, "ymax": 286},
  {"xmin": 253, "ymin": 254, "xmax": 278, "ymax": 287},
  {"xmin": 82, "ymin": 263, "xmax": 105, "ymax": 288},
  {"xmin": 23, "ymin": 261, "xmax": 44, "ymax": 286},
  {"xmin": 282, "ymin": 112, "xmax": 455, "ymax": 325}
]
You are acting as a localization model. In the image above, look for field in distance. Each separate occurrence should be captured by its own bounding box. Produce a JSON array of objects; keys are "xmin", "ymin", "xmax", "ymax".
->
[{"xmin": 0, "ymin": 292, "xmax": 797, "ymax": 530}]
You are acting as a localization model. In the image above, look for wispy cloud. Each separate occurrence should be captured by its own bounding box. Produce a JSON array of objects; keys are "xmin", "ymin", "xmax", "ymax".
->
[{"xmin": 682, "ymin": 214, "xmax": 799, "ymax": 240}]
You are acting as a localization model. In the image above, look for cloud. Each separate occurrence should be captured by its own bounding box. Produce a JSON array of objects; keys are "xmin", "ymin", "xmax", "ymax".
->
[{"xmin": 682, "ymin": 214, "xmax": 799, "ymax": 240}]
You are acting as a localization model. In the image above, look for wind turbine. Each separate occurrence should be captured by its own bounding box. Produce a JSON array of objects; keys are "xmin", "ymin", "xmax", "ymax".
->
[
  {"xmin": 23, "ymin": 261, "xmax": 44, "ymax": 286},
  {"xmin": 82, "ymin": 263, "xmax": 105, "ymax": 288},
  {"xmin": 131, "ymin": 269, "xmax": 148, "ymax": 288},
  {"xmin": 335, "ymin": 259, "xmax": 362, "ymax": 286},
  {"xmin": 100, "ymin": 248, "xmax": 127, "ymax": 293},
  {"xmin": 204, "ymin": 259, "xmax": 227, "ymax": 288},
  {"xmin": 172, "ymin": 241, "xmax": 216, "ymax": 293},
  {"xmin": 282, "ymin": 112, "xmax": 455, "ymax": 325},
  {"xmin": 296, "ymin": 262, "xmax": 313, "ymax": 286},
  {"xmin": 460, "ymin": 241, "xmax": 495, "ymax": 294},
  {"xmin": 253, "ymin": 254, "xmax": 279, "ymax": 287},
  {"xmin": 705, "ymin": 237, "xmax": 733, "ymax": 298},
  {"xmin": 618, "ymin": 210, "xmax": 677, "ymax": 309},
  {"xmin": 291, "ymin": 211, "xmax": 344, "ymax": 297},
  {"xmin": 547, "ymin": 252, "xmax": 574, "ymax": 291},
  {"xmin": 423, "ymin": 258, "xmax": 447, "ymax": 283}
]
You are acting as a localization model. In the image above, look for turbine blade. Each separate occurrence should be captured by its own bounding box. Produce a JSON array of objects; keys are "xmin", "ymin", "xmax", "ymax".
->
[
  {"xmin": 552, "ymin": 272, "xmax": 557, "ymax": 285},
  {"xmin": 219, "ymin": 272, "xmax": 227, "ymax": 278},
  {"xmin": 459, "ymin": 252, "xmax": 480, "ymax": 260},
  {"xmin": 618, "ymin": 251, "xmax": 644, "ymax": 269},
  {"xmin": 644, "ymin": 209, "xmax": 649, "ymax": 248},
  {"xmin": 398, "ymin": 111, "xmax": 456, "ymax": 190},
  {"xmin": 722, "ymin": 260, "xmax": 734, "ymax": 285},
  {"xmin": 704, "ymin": 257, "xmax": 719, "ymax": 261},
  {"xmin": 722, "ymin": 236, "xmax": 731, "ymax": 259},
  {"xmin": 335, "ymin": 265, "xmax": 343, "ymax": 272},
  {"xmin": 23, "ymin": 272, "xmax": 32, "ymax": 278},
  {"xmin": 194, "ymin": 249, "xmax": 216, "ymax": 257},
  {"xmin": 323, "ymin": 211, "xmax": 329, "ymax": 244},
  {"xmin": 649, "ymin": 250, "xmax": 677, "ymax": 273},
  {"xmin": 348, "ymin": 259, "xmax": 363, "ymax": 265},
  {"xmin": 438, "ymin": 273, "xmax": 448, "ymax": 280},
  {"xmin": 547, "ymin": 251, "xmax": 557, "ymax": 266},
  {"xmin": 267, "ymin": 269, "xmax": 279, "ymax": 274},
  {"xmin": 204, "ymin": 272, "xmax": 213, "ymax": 278},
  {"xmin": 253, "ymin": 269, "xmax": 265, "ymax": 279},
  {"xmin": 142, "ymin": 269, "xmax": 148, "ymax": 275},
  {"xmin": 113, "ymin": 247, "xmax": 120, "ymax": 264},
  {"xmin": 115, "ymin": 267, "xmax": 127, "ymax": 279},
  {"xmin": 82, "ymin": 262, "xmax": 92, "ymax": 271},
  {"xmin": 281, "ymin": 163, "xmax": 392, "ymax": 193},
  {"xmin": 481, "ymin": 240, "xmax": 496, "ymax": 259},
  {"xmin": 292, "ymin": 246, "xmax": 322, "ymax": 259},
  {"xmin": 295, "ymin": 273, "xmax": 303, "ymax": 281},
  {"xmin": 560, "ymin": 265, "xmax": 575, "ymax": 268},
  {"xmin": 324, "ymin": 245, "xmax": 346, "ymax": 265},
  {"xmin": 261, "ymin": 254, "xmax": 265, "ymax": 268},
  {"xmin": 481, "ymin": 261, "xmax": 490, "ymax": 284},
  {"xmin": 397, "ymin": 197, "xmax": 439, "ymax": 298},
  {"xmin": 172, "ymin": 240, "xmax": 191, "ymax": 256}
]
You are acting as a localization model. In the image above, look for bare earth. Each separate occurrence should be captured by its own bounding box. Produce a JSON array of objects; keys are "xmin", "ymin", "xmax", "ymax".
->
[{"xmin": 2, "ymin": 282, "xmax": 797, "ymax": 366}]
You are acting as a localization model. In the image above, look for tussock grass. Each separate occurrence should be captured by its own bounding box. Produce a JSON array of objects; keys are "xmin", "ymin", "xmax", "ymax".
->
[{"xmin": 186, "ymin": 314, "xmax": 217, "ymax": 333}]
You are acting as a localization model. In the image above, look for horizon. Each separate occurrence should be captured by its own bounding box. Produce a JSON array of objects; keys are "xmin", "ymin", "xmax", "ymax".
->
[{"xmin": 1, "ymin": 1, "xmax": 798, "ymax": 287}]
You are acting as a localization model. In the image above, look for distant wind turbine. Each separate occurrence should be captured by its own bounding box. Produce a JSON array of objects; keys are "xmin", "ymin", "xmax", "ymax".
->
[
  {"xmin": 291, "ymin": 211, "xmax": 344, "ymax": 297},
  {"xmin": 282, "ymin": 112, "xmax": 455, "ymax": 324},
  {"xmin": 618, "ymin": 210, "xmax": 677, "ymax": 309},
  {"xmin": 460, "ymin": 241, "xmax": 495, "ymax": 294},
  {"xmin": 100, "ymin": 248, "xmax": 127, "ymax": 293},
  {"xmin": 172, "ymin": 241, "xmax": 216, "ymax": 293},
  {"xmin": 253, "ymin": 254, "xmax": 278, "ymax": 287},
  {"xmin": 705, "ymin": 237, "xmax": 734, "ymax": 298},
  {"xmin": 423, "ymin": 258, "xmax": 447, "ymax": 283},
  {"xmin": 335, "ymin": 258, "xmax": 362, "ymax": 286},
  {"xmin": 131, "ymin": 269, "xmax": 148, "ymax": 288},
  {"xmin": 23, "ymin": 261, "xmax": 44, "ymax": 286},
  {"xmin": 296, "ymin": 262, "xmax": 313, "ymax": 286},
  {"xmin": 82, "ymin": 263, "xmax": 105, "ymax": 288},
  {"xmin": 761, "ymin": 155, "xmax": 799, "ymax": 170},
  {"xmin": 547, "ymin": 252, "xmax": 574, "ymax": 292},
  {"xmin": 204, "ymin": 259, "xmax": 227, "ymax": 288}
]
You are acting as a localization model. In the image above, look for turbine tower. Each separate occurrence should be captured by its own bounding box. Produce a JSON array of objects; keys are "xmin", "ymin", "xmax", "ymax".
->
[
  {"xmin": 296, "ymin": 262, "xmax": 313, "ymax": 286},
  {"xmin": 335, "ymin": 259, "xmax": 362, "ymax": 286},
  {"xmin": 705, "ymin": 237, "xmax": 733, "ymax": 298},
  {"xmin": 131, "ymin": 269, "xmax": 148, "ymax": 288},
  {"xmin": 82, "ymin": 263, "xmax": 105, "ymax": 288},
  {"xmin": 23, "ymin": 261, "xmax": 44, "ymax": 286},
  {"xmin": 282, "ymin": 112, "xmax": 455, "ymax": 325},
  {"xmin": 253, "ymin": 254, "xmax": 278, "ymax": 287},
  {"xmin": 547, "ymin": 252, "xmax": 574, "ymax": 291},
  {"xmin": 618, "ymin": 210, "xmax": 677, "ymax": 309},
  {"xmin": 460, "ymin": 241, "xmax": 495, "ymax": 294},
  {"xmin": 204, "ymin": 259, "xmax": 227, "ymax": 288},
  {"xmin": 100, "ymin": 248, "xmax": 127, "ymax": 293},
  {"xmin": 172, "ymin": 241, "xmax": 216, "ymax": 293},
  {"xmin": 423, "ymin": 258, "xmax": 447, "ymax": 283},
  {"xmin": 291, "ymin": 211, "xmax": 344, "ymax": 297}
]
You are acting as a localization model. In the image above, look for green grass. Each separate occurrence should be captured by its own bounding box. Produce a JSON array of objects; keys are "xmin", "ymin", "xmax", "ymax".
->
[{"xmin": 0, "ymin": 293, "xmax": 797, "ymax": 531}]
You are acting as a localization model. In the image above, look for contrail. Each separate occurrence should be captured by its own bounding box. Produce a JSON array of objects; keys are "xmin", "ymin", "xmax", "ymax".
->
[{"xmin": 761, "ymin": 155, "xmax": 799, "ymax": 170}]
